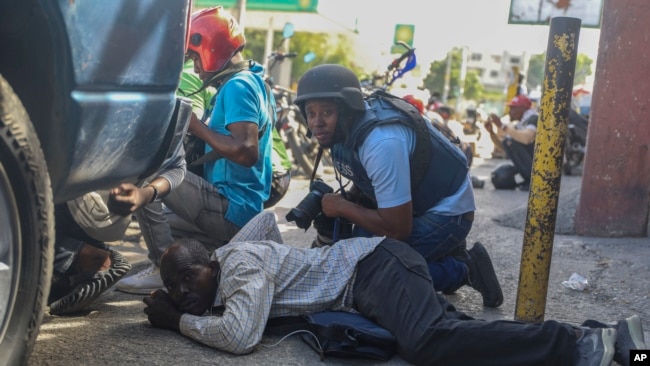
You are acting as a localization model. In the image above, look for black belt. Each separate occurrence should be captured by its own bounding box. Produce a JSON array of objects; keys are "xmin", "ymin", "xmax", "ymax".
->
[{"xmin": 462, "ymin": 211, "xmax": 475, "ymax": 222}]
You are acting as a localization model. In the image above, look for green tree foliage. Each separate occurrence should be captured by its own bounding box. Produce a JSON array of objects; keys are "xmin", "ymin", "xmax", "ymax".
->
[
  {"xmin": 242, "ymin": 29, "xmax": 363, "ymax": 88},
  {"xmin": 463, "ymin": 70, "xmax": 484, "ymax": 101},
  {"xmin": 574, "ymin": 53, "xmax": 593, "ymax": 85},
  {"xmin": 527, "ymin": 53, "xmax": 545, "ymax": 89},
  {"xmin": 290, "ymin": 32, "xmax": 364, "ymax": 84},
  {"xmin": 423, "ymin": 48, "xmax": 460, "ymax": 97},
  {"xmin": 526, "ymin": 52, "xmax": 593, "ymax": 89},
  {"xmin": 422, "ymin": 48, "xmax": 484, "ymax": 101}
]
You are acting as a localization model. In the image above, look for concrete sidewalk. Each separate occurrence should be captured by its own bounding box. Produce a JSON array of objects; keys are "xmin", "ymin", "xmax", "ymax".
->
[{"xmin": 30, "ymin": 157, "xmax": 649, "ymax": 365}]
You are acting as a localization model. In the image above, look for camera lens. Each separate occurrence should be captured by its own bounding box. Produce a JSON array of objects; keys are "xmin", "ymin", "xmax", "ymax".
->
[{"xmin": 285, "ymin": 180, "xmax": 333, "ymax": 230}]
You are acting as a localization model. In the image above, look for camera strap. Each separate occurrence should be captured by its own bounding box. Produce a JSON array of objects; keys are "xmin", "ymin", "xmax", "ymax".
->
[
  {"xmin": 332, "ymin": 217, "xmax": 341, "ymax": 243},
  {"xmin": 312, "ymin": 146, "xmax": 351, "ymax": 245},
  {"xmin": 310, "ymin": 146, "xmax": 324, "ymax": 184}
]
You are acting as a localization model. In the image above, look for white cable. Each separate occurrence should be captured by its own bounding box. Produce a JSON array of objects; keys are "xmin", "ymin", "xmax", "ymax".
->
[{"xmin": 259, "ymin": 329, "xmax": 323, "ymax": 352}]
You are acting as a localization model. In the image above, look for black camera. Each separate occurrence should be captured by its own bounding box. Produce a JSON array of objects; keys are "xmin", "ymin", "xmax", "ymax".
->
[
  {"xmin": 312, "ymin": 214, "xmax": 353, "ymax": 247},
  {"xmin": 285, "ymin": 179, "xmax": 333, "ymax": 230}
]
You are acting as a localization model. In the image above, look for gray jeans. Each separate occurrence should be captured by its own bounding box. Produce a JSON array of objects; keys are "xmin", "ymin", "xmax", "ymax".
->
[{"xmin": 135, "ymin": 171, "xmax": 240, "ymax": 267}]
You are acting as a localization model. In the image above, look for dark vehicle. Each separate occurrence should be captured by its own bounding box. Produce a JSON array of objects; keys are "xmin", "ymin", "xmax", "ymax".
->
[{"xmin": 0, "ymin": 1, "xmax": 192, "ymax": 364}]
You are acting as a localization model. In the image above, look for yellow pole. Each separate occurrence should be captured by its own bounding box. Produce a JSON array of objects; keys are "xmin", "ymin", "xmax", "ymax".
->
[{"xmin": 514, "ymin": 17, "xmax": 581, "ymax": 323}]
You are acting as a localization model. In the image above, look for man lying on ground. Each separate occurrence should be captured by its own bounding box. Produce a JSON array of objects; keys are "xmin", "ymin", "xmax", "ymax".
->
[{"xmin": 143, "ymin": 211, "xmax": 646, "ymax": 366}]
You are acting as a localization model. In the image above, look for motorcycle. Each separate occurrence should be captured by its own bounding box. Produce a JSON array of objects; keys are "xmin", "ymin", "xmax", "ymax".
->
[
  {"xmin": 360, "ymin": 41, "xmax": 417, "ymax": 96},
  {"xmin": 265, "ymin": 24, "xmax": 332, "ymax": 177},
  {"xmin": 563, "ymin": 109, "xmax": 588, "ymax": 175}
]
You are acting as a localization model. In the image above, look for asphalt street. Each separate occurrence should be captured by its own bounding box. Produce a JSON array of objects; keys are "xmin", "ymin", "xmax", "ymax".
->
[{"xmin": 29, "ymin": 142, "xmax": 650, "ymax": 365}]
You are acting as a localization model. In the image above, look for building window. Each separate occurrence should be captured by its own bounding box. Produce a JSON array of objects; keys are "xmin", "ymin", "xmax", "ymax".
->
[
  {"xmin": 471, "ymin": 53, "xmax": 482, "ymax": 61},
  {"xmin": 510, "ymin": 57, "xmax": 521, "ymax": 64},
  {"xmin": 490, "ymin": 70, "xmax": 499, "ymax": 78}
]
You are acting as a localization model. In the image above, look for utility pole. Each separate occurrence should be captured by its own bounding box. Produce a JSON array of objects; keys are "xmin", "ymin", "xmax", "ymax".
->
[
  {"xmin": 263, "ymin": 17, "xmax": 274, "ymax": 72},
  {"xmin": 442, "ymin": 50, "xmax": 452, "ymax": 103},
  {"xmin": 456, "ymin": 47, "xmax": 467, "ymax": 113},
  {"xmin": 234, "ymin": 0, "xmax": 247, "ymax": 33}
]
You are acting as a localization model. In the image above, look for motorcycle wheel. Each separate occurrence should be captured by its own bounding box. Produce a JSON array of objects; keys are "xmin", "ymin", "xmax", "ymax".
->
[
  {"xmin": 0, "ymin": 75, "xmax": 54, "ymax": 365},
  {"xmin": 563, "ymin": 139, "xmax": 585, "ymax": 176}
]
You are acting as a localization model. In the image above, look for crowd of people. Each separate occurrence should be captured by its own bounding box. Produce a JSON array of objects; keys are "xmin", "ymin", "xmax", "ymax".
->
[{"xmin": 45, "ymin": 6, "xmax": 645, "ymax": 366}]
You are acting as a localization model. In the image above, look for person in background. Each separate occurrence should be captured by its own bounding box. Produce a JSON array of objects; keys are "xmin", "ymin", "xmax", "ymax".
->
[
  {"xmin": 403, "ymin": 95, "xmax": 478, "ymax": 176},
  {"xmin": 484, "ymin": 95, "xmax": 538, "ymax": 191},
  {"xmin": 425, "ymin": 91, "xmax": 443, "ymax": 113},
  {"xmin": 115, "ymin": 6, "xmax": 274, "ymax": 294}
]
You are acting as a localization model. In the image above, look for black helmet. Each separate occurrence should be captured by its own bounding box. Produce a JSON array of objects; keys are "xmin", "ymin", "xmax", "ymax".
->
[
  {"xmin": 491, "ymin": 164, "xmax": 518, "ymax": 189},
  {"xmin": 294, "ymin": 64, "xmax": 365, "ymax": 112}
]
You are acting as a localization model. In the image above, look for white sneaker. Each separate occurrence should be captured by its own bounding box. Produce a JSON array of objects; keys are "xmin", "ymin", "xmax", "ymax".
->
[{"xmin": 115, "ymin": 264, "xmax": 163, "ymax": 295}]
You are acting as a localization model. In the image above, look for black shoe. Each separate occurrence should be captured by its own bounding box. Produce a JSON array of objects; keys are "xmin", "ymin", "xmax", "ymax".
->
[
  {"xmin": 582, "ymin": 315, "xmax": 647, "ymax": 366},
  {"xmin": 49, "ymin": 249, "xmax": 131, "ymax": 315},
  {"xmin": 465, "ymin": 242, "xmax": 503, "ymax": 307}
]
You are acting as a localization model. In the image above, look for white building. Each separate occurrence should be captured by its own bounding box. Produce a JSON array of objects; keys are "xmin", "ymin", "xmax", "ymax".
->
[{"xmin": 466, "ymin": 50, "xmax": 531, "ymax": 92}]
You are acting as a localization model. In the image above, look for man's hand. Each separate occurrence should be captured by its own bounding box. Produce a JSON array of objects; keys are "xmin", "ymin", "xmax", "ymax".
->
[
  {"xmin": 143, "ymin": 289, "xmax": 182, "ymax": 332},
  {"xmin": 321, "ymin": 193, "xmax": 349, "ymax": 218},
  {"xmin": 485, "ymin": 113, "xmax": 502, "ymax": 129},
  {"xmin": 107, "ymin": 183, "xmax": 150, "ymax": 216},
  {"xmin": 187, "ymin": 112, "xmax": 205, "ymax": 136}
]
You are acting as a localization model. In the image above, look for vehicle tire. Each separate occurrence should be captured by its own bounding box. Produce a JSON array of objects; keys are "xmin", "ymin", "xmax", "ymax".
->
[{"xmin": 0, "ymin": 74, "xmax": 54, "ymax": 366}]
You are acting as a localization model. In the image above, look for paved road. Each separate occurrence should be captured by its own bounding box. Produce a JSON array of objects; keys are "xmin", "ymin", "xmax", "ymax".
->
[{"xmin": 30, "ymin": 154, "xmax": 649, "ymax": 365}]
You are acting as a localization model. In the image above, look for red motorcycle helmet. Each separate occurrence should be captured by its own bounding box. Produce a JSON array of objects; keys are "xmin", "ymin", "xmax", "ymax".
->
[{"xmin": 187, "ymin": 6, "xmax": 246, "ymax": 73}]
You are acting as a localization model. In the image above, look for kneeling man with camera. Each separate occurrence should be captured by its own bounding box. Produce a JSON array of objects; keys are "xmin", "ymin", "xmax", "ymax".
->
[{"xmin": 290, "ymin": 64, "xmax": 502, "ymax": 307}]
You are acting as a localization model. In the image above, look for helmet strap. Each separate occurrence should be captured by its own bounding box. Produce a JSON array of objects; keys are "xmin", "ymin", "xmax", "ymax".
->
[
  {"xmin": 310, "ymin": 146, "xmax": 323, "ymax": 184},
  {"xmin": 204, "ymin": 59, "xmax": 253, "ymax": 88},
  {"xmin": 182, "ymin": 60, "xmax": 254, "ymax": 98}
]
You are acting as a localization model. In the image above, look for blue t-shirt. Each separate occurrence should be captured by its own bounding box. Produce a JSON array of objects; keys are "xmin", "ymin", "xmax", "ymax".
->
[{"xmin": 204, "ymin": 63, "xmax": 273, "ymax": 227}]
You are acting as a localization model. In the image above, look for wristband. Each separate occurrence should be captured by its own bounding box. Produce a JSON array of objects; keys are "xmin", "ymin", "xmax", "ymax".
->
[{"xmin": 147, "ymin": 185, "xmax": 159, "ymax": 203}]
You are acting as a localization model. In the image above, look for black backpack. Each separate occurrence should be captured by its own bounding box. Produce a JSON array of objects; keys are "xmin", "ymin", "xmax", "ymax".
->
[{"xmin": 264, "ymin": 310, "xmax": 397, "ymax": 361}]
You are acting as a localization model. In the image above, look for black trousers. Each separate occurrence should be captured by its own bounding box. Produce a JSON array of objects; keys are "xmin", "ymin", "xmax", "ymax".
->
[
  {"xmin": 502, "ymin": 136, "xmax": 535, "ymax": 184},
  {"xmin": 353, "ymin": 239, "xmax": 576, "ymax": 366}
]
